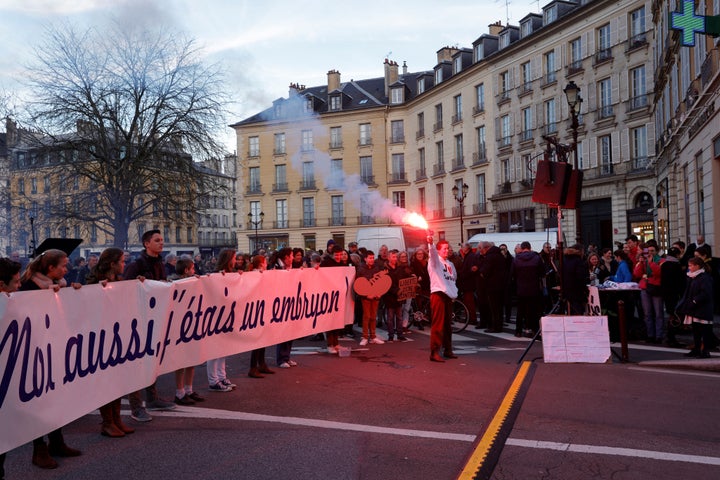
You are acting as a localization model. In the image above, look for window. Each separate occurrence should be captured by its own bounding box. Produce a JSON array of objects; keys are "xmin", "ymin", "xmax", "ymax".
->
[
  {"xmin": 453, "ymin": 95, "xmax": 462, "ymax": 123},
  {"xmin": 31, "ymin": 177, "xmax": 37, "ymax": 194},
  {"xmin": 629, "ymin": 66, "xmax": 647, "ymax": 109},
  {"xmin": 301, "ymin": 129, "xmax": 313, "ymax": 151},
  {"xmin": 436, "ymin": 141, "xmax": 445, "ymax": 173},
  {"xmin": 435, "ymin": 183, "xmax": 445, "ymax": 215},
  {"xmin": 417, "ymin": 112, "xmax": 425, "ymax": 138},
  {"xmin": 359, "ymin": 123, "xmax": 371, "ymax": 145},
  {"xmin": 475, "ymin": 83, "xmax": 485, "ymax": 113},
  {"xmin": 18, "ymin": 178, "xmax": 24, "ymax": 194},
  {"xmin": 499, "ymin": 31, "xmax": 510, "ymax": 49},
  {"xmin": 417, "ymin": 78, "xmax": 425, "ymax": 94},
  {"xmin": 520, "ymin": 19, "xmax": 532, "ymax": 38},
  {"xmin": 330, "ymin": 158, "xmax": 343, "ymax": 186},
  {"xmin": 302, "ymin": 161, "xmax": 315, "ymax": 189},
  {"xmin": 331, "ymin": 195, "xmax": 344, "ymax": 225},
  {"xmin": 629, "ymin": 6, "xmax": 646, "ymax": 43},
  {"xmin": 476, "ymin": 126, "xmax": 486, "ymax": 162},
  {"xmin": 521, "ymin": 107, "xmax": 533, "ymax": 141},
  {"xmin": 544, "ymin": 50, "xmax": 556, "ymax": 84},
  {"xmin": 454, "ymin": 134, "xmax": 464, "ymax": 167},
  {"xmin": 391, "ymin": 153, "xmax": 405, "ymax": 182},
  {"xmin": 393, "ymin": 191, "xmax": 406, "ymax": 208},
  {"xmin": 276, "ymin": 199, "xmax": 288, "ymax": 228},
  {"xmin": 302, "ymin": 197, "xmax": 315, "ymax": 227},
  {"xmin": 330, "ymin": 126, "xmax": 342, "ymax": 148},
  {"xmin": 391, "ymin": 120, "xmax": 404, "ymax": 143},
  {"xmin": 475, "ymin": 43, "xmax": 484, "ymax": 62},
  {"xmin": 360, "ymin": 156, "xmax": 373, "ymax": 184},
  {"xmin": 598, "ymin": 78, "xmax": 613, "ymax": 118},
  {"xmin": 249, "ymin": 201, "xmax": 262, "ymax": 221},
  {"xmin": 453, "ymin": 56, "xmax": 462, "ymax": 74},
  {"xmin": 476, "ymin": 173, "xmax": 486, "ymax": 214},
  {"xmin": 418, "ymin": 148, "xmax": 426, "ymax": 177},
  {"xmin": 391, "ymin": 87, "xmax": 403, "ymax": 104},
  {"xmin": 596, "ymin": 24, "xmax": 612, "ymax": 62},
  {"xmin": 521, "ymin": 62, "xmax": 532, "ymax": 93},
  {"xmin": 304, "ymin": 98, "xmax": 313, "ymax": 113},
  {"xmin": 419, "ymin": 187, "xmax": 426, "ymax": 214},
  {"xmin": 501, "ymin": 159, "xmax": 511, "ymax": 184},
  {"xmin": 91, "ymin": 224, "xmax": 98, "ymax": 243},
  {"xmin": 249, "ymin": 136, "xmax": 259, "ymax": 157},
  {"xmin": 163, "ymin": 226, "xmax": 170, "ymax": 243},
  {"xmin": 501, "ymin": 115, "xmax": 511, "ymax": 146},
  {"xmin": 569, "ymin": 37, "xmax": 583, "ymax": 71},
  {"xmin": 176, "ymin": 226, "xmax": 181, "ymax": 243},
  {"xmin": 631, "ymin": 126, "xmax": 648, "ymax": 169},
  {"xmin": 44, "ymin": 176, "xmax": 51, "ymax": 193},
  {"xmin": 500, "ymin": 71, "xmax": 510, "ymax": 99},
  {"xmin": 330, "ymin": 95, "xmax": 341, "ymax": 110},
  {"xmin": 543, "ymin": 4, "xmax": 557, "ymax": 25},
  {"xmin": 545, "ymin": 99, "xmax": 556, "ymax": 134},
  {"xmin": 434, "ymin": 104, "xmax": 443, "ymax": 131},
  {"xmin": 274, "ymin": 133, "xmax": 286, "ymax": 154},
  {"xmin": 275, "ymin": 164, "xmax": 287, "ymax": 191},
  {"xmin": 248, "ymin": 167, "xmax": 260, "ymax": 193},
  {"xmin": 434, "ymin": 67, "xmax": 443, "ymax": 84},
  {"xmin": 599, "ymin": 135, "xmax": 613, "ymax": 174}
]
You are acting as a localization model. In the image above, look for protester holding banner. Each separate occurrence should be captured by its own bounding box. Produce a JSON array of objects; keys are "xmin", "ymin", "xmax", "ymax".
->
[
  {"xmin": 123, "ymin": 229, "xmax": 177, "ymax": 421},
  {"xmin": 246, "ymin": 254, "xmax": 276, "ymax": 378},
  {"xmin": 19, "ymin": 249, "xmax": 82, "ymax": 469},
  {"xmin": 85, "ymin": 248, "xmax": 138, "ymax": 436},
  {"xmin": 168, "ymin": 258, "xmax": 205, "ymax": 405},
  {"xmin": 272, "ymin": 247, "xmax": 299, "ymax": 369},
  {"xmin": 320, "ymin": 245, "xmax": 346, "ymax": 354},
  {"xmin": 207, "ymin": 248, "xmax": 239, "ymax": 390},
  {"xmin": 0, "ymin": 257, "xmax": 22, "ymax": 479},
  {"xmin": 426, "ymin": 234, "xmax": 458, "ymax": 362}
]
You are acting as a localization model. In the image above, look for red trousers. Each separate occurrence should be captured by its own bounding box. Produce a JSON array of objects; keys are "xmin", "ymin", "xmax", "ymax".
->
[{"xmin": 430, "ymin": 292, "xmax": 453, "ymax": 354}]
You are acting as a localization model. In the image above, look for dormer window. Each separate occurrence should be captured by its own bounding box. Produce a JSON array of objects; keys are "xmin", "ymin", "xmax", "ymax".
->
[
  {"xmin": 543, "ymin": 5, "xmax": 557, "ymax": 25},
  {"xmin": 475, "ymin": 43, "xmax": 484, "ymax": 61},
  {"xmin": 435, "ymin": 68, "xmax": 443, "ymax": 84},
  {"xmin": 330, "ymin": 95, "xmax": 341, "ymax": 111},
  {"xmin": 453, "ymin": 56, "xmax": 462, "ymax": 74},
  {"xmin": 390, "ymin": 87, "xmax": 404, "ymax": 105},
  {"xmin": 417, "ymin": 78, "xmax": 425, "ymax": 94},
  {"xmin": 304, "ymin": 98, "xmax": 313, "ymax": 113},
  {"xmin": 499, "ymin": 31, "xmax": 510, "ymax": 49},
  {"xmin": 520, "ymin": 20, "xmax": 532, "ymax": 38}
]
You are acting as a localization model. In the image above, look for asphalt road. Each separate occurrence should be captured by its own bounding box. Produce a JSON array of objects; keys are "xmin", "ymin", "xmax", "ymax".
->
[{"xmin": 4, "ymin": 322, "xmax": 720, "ymax": 480}]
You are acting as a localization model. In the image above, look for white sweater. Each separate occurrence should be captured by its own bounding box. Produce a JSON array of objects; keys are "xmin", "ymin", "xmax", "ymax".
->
[{"xmin": 427, "ymin": 242, "xmax": 458, "ymax": 299}]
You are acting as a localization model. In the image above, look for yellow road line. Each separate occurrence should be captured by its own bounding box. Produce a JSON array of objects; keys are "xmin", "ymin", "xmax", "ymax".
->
[{"xmin": 457, "ymin": 360, "xmax": 533, "ymax": 480}]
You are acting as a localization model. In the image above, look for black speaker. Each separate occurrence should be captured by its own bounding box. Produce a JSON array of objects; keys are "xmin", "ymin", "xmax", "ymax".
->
[
  {"xmin": 532, "ymin": 160, "xmax": 572, "ymax": 205},
  {"xmin": 561, "ymin": 169, "xmax": 583, "ymax": 209}
]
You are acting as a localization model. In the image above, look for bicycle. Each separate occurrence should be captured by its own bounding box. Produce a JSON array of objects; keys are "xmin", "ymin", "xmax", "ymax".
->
[{"xmin": 409, "ymin": 294, "xmax": 470, "ymax": 333}]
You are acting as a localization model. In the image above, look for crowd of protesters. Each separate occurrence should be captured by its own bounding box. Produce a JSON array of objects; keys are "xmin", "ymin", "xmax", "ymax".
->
[{"xmin": 1, "ymin": 231, "xmax": 717, "ymax": 477}]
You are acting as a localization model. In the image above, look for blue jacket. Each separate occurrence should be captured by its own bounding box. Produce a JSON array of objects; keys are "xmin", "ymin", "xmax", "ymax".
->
[{"xmin": 610, "ymin": 261, "xmax": 632, "ymax": 283}]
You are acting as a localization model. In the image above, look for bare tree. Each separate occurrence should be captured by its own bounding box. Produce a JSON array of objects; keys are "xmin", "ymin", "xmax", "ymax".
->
[{"xmin": 20, "ymin": 21, "xmax": 231, "ymax": 248}]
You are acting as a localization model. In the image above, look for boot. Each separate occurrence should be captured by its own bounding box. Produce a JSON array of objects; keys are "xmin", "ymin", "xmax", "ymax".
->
[
  {"xmin": 32, "ymin": 441, "xmax": 58, "ymax": 469},
  {"xmin": 99, "ymin": 404, "xmax": 125, "ymax": 437},
  {"xmin": 247, "ymin": 367, "xmax": 265, "ymax": 378},
  {"xmin": 257, "ymin": 363, "xmax": 275, "ymax": 374},
  {"xmin": 112, "ymin": 399, "xmax": 135, "ymax": 434},
  {"xmin": 47, "ymin": 430, "xmax": 82, "ymax": 457}
]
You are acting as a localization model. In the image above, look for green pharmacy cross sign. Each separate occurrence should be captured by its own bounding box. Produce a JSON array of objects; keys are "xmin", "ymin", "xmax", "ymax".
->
[{"xmin": 671, "ymin": 0, "xmax": 720, "ymax": 47}]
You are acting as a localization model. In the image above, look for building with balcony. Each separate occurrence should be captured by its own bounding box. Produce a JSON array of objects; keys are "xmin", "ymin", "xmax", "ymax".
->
[
  {"xmin": 652, "ymin": 0, "xmax": 719, "ymax": 250},
  {"xmin": 232, "ymin": 0, "xmax": 658, "ymax": 251}
]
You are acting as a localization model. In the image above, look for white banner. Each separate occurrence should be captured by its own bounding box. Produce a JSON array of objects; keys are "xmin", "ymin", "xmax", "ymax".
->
[{"xmin": 0, "ymin": 267, "xmax": 355, "ymax": 454}]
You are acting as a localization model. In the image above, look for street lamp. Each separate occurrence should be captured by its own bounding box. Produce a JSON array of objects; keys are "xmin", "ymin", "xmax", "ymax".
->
[
  {"xmin": 247, "ymin": 211, "xmax": 264, "ymax": 252},
  {"xmin": 452, "ymin": 182, "xmax": 469, "ymax": 244},
  {"xmin": 564, "ymin": 80, "xmax": 583, "ymax": 244}
]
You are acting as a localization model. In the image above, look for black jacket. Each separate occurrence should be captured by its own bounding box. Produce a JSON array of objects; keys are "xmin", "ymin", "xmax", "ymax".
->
[
  {"xmin": 512, "ymin": 250, "xmax": 545, "ymax": 297},
  {"xmin": 124, "ymin": 251, "xmax": 167, "ymax": 281}
]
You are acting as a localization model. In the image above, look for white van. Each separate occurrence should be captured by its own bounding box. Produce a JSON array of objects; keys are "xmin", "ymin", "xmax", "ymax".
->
[
  {"xmin": 466, "ymin": 230, "xmax": 561, "ymax": 253},
  {"xmin": 355, "ymin": 226, "xmax": 427, "ymax": 254}
]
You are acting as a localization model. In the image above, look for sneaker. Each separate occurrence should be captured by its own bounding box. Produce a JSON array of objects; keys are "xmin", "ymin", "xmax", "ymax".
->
[
  {"xmin": 131, "ymin": 408, "xmax": 153, "ymax": 422},
  {"xmin": 370, "ymin": 337, "xmax": 385, "ymax": 345},
  {"xmin": 327, "ymin": 346, "xmax": 338, "ymax": 354},
  {"xmin": 359, "ymin": 338, "xmax": 369, "ymax": 346},
  {"xmin": 278, "ymin": 362, "xmax": 291, "ymax": 368},
  {"xmin": 208, "ymin": 382, "xmax": 232, "ymax": 392},
  {"xmin": 174, "ymin": 395, "xmax": 195, "ymax": 406},
  {"xmin": 187, "ymin": 391, "xmax": 205, "ymax": 402},
  {"xmin": 146, "ymin": 398, "xmax": 177, "ymax": 411},
  {"xmin": 397, "ymin": 335, "xmax": 408, "ymax": 342},
  {"xmin": 220, "ymin": 378, "xmax": 237, "ymax": 389},
  {"xmin": 288, "ymin": 360, "xmax": 298, "ymax": 367}
]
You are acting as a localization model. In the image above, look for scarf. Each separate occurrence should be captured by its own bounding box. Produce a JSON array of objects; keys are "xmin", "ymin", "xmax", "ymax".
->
[
  {"xmin": 687, "ymin": 268, "xmax": 703, "ymax": 279},
  {"xmin": 31, "ymin": 272, "xmax": 67, "ymax": 289}
]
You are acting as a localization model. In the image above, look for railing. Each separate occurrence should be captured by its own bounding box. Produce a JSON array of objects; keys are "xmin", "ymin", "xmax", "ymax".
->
[
  {"xmin": 328, "ymin": 216, "xmax": 346, "ymax": 226},
  {"xmin": 472, "ymin": 105, "xmax": 485, "ymax": 115},
  {"xmin": 451, "ymin": 205, "xmax": 466, "ymax": 217},
  {"xmin": 273, "ymin": 148, "xmax": 286, "ymax": 155},
  {"xmin": 358, "ymin": 138, "xmax": 372, "ymax": 146},
  {"xmin": 626, "ymin": 94, "xmax": 648, "ymax": 112},
  {"xmin": 472, "ymin": 149, "xmax": 487, "ymax": 165},
  {"xmin": 358, "ymin": 215, "xmax": 375, "ymax": 225},
  {"xmin": 596, "ymin": 105, "xmax": 614, "ymax": 120},
  {"xmin": 498, "ymin": 136, "xmax": 512, "ymax": 148},
  {"xmin": 626, "ymin": 32, "xmax": 647, "ymax": 52},
  {"xmin": 302, "ymin": 218, "xmax": 316, "ymax": 228},
  {"xmin": 594, "ymin": 48, "xmax": 613, "ymax": 65},
  {"xmin": 631, "ymin": 156, "xmax": 650, "ymax": 171},
  {"xmin": 360, "ymin": 175, "xmax": 375, "ymax": 185},
  {"xmin": 329, "ymin": 141, "xmax": 343, "ymax": 149},
  {"xmin": 452, "ymin": 113, "xmax": 462, "ymax": 124},
  {"xmin": 389, "ymin": 172, "xmax": 407, "ymax": 183},
  {"xmin": 300, "ymin": 144, "xmax": 314, "ymax": 152},
  {"xmin": 299, "ymin": 180, "xmax": 316, "ymax": 190},
  {"xmin": 567, "ymin": 60, "xmax": 583, "ymax": 75},
  {"xmin": 473, "ymin": 203, "xmax": 488, "ymax": 214},
  {"xmin": 451, "ymin": 157, "xmax": 465, "ymax": 171},
  {"xmin": 544, "ymin": 123, "xmax": 558, "ymax": 135},
  {"xmin": 433, "ymin": 121, "xmax": 443, "ymax": 132},
  {"xmin": 432, "ymin": 209, "xmax": 445, "ymax": 219},
  {"xmin": 272, "ymin": 182, "xmax": 289, "ymax": 192},
  {"xmin": 246, "ymin": 184, "xmax": 262, "ymax": 195},
  {"xmin": 542, "ymin": 72, "xmax": 556, "ymax": 86},
  {"xmin": 415, "ymin": 168, "xmax": 427, "ymax": 181},
  {"xmin": 390, "ymin": 134, "xmax": 405, "ymax": 144},
  {"xmin": 519, "ymin": 82, "xmax": 532, "ymax": 95},
  {"xmin": 520, "ymin": 130, "xmax": 534, "ymax": 142},
  {"xmin": 416, "ymin": 128, "xmax": 425, "ymax": 139},
  {"xmin": 273, "ymin": 220, "xmax": 289, "ymax": 229},
  {"xmin": 432, "ymin": 163, "xmax": 446, "ymax": 176}
]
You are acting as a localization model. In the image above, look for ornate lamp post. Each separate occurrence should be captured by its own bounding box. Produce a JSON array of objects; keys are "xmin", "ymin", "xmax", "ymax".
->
[
  {"xmin": 247, "ymin": 211, "xmax": 264, "ymax": 252},
  {"xmin": 452, "ymin": 182, "xmax": 469, "ymax": 244},
  {"xmin": 563, "ymin": 80, "xmax": 583, "ymax": 244}
]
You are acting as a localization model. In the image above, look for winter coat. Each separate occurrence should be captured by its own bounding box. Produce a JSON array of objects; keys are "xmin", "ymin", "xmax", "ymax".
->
[
  {"xmin": 677, "ymin": 270, "xmax": 714, "ymax": 321},
  {"xmin": 511, "ymin": 250, "xmax": 545, "ymax": 297}
]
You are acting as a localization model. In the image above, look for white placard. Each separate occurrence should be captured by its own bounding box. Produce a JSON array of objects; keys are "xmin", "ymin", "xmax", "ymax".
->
[{"xmin": 541, "ymin": 315, "xmax": 611, "ymax": 364}]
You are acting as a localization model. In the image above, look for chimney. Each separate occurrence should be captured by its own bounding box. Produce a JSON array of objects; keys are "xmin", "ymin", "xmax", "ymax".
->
[
  {"xmin": 6, "ymin": 117, "xmax": 17, "ymax": 147},
  {"xmin": 488, "ymin": 21, "xmax": 504, "ymax": 36},
  {"xmin": 327, "ymin": 69, "xmax": 341, "ymax": 91},
  {"xmin": 436, "ymin": 46, "xmax": 459, "ymax": 63},
  {"xmin": 288, "ymin": 83, "xmax": 300, "ymax": 96},
  {"xmin": 384, "ymin": 59, "xmax": 399, "ymax": 97},
  {"xmin": 402, "ymin": 61, "xmax": 408, "ymax": 75}
]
